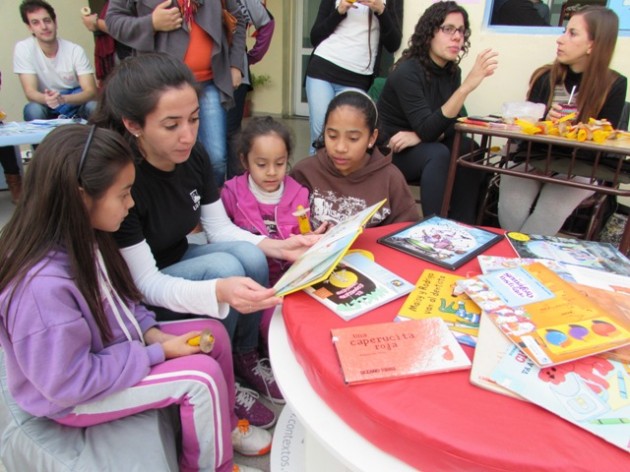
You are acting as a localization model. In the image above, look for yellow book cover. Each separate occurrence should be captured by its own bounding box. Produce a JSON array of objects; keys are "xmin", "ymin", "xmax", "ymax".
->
[
  {"xmin": 458, "ymin": 263, "xmax": 630, "ymax": 367},
  {"xmin": 398, "ymin": 270, "xmax": 480, "ymax": 347},
  {"xmin": 331, "ymin": 318, "xmax": 471, "ymax": 385},
  {"xmin": 273, "ymin": 199, "xmax": 386, "ymax": 296}
]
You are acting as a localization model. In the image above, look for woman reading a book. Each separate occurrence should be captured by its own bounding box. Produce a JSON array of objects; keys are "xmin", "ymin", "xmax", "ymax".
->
[
  {"xmin": 497, "ymin": 6, "xmax": 627, "ymax": 236},
  {"xmin": 92, "ymin": 53, "xmax": 319, "ymax": 424},
  {"xmin": 376, "ymin": 1, "xmax": 498, "ymax": 224},
  {"xmin": 0, "ymin": 125, "xmax": 271, "ymax": 471}
]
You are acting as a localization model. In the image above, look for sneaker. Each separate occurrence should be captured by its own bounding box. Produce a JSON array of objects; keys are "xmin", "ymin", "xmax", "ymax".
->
[
  {"xmin": 233, "ymin": 464, "xmax": 263, "ymax": 472},
  {"xmin": 234, "ymin": 350, "xmax": 285, "ymax": 404},
  {"xmin": 231, "ymin": 419, "xmax": 272, "ymax": 457},
  {"xmin": 234, "ymin": 382, "xmax": 276, "ymax": 429}
]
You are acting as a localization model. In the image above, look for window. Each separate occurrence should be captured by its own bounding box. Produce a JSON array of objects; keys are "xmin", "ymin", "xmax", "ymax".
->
[{"xmin": 487, "ymin": 0, "xmax": 630, "ymax": 32}]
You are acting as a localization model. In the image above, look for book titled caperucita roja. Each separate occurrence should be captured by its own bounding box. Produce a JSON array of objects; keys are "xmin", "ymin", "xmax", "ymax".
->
[{"xmin": 331, "ymin": 318, "xmax": 471, "ymax": 385}]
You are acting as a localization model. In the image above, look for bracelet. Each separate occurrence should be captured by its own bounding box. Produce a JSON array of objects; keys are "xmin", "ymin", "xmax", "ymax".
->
[{"xmin": 93, "ymin": 16, "xmax": 99, "ymax": 31}]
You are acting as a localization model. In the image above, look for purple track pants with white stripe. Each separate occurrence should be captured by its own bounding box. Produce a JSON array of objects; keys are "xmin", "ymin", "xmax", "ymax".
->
[{"xmin": 55, "ymin": 319, "xmax": 237, "ymax": 472}]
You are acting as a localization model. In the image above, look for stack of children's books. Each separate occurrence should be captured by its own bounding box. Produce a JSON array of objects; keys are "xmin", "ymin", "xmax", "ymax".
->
[{"xmin": 454, "ymin": 232, "xmax": 630, "ymax": 453}]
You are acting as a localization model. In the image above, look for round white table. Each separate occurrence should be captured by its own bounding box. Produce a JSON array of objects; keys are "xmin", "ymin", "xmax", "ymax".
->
[{"xmin": 268, "ymin": 307, "xmax": 415, "ymax": 472}]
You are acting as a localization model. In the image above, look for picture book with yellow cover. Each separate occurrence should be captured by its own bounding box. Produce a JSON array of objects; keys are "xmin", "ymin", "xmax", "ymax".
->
[
  {"xmin": 273, "ymin": 199, "xmax": 386, "ymax": 296},
  {"xmin": 457, "ymin": 262, "xmax": 630, "ymax": 368},
  {"xmin": 397, "ymin": 269, "xmax": 480, "ymax": 347},
  {"xmin": 304, "ymin": 252, "xmax": 414, "ymax": 321},
  {"xmin": 331, "ymin": 318, "xmax": 471, "ymax": 385}
]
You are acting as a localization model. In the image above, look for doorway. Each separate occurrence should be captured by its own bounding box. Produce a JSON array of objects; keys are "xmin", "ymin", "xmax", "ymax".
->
[{"xmin": 292, "ymin": 0, "xmax": 320, "ymax": 116}]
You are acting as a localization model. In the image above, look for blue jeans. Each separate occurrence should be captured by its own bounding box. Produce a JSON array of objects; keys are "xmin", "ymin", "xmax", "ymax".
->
[
  {"xmin": 305, "ymin": 76, "xmax": 359, "ymax": 154},
  {"xmin": 159, "ymin": 241, "xmax": 269, "ymax": 353},
  {"xmin": 197, "ymin": 81, "xmax": 228, "ymax": 187},
  {"xmin": 23, "ymin": 101, "xmax": 97, "ymax": 121}
]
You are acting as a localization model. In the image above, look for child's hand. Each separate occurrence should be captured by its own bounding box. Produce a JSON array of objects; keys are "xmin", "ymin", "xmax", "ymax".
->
[
  {"xmin": 310, "ymin": 221, "xmax": 331, "ymax": 234},
  {"xmin": 279, "ymin": 234, "xmax": 322, "ymax": 261},
  {"xmin": 161, "ymin": 331, "xmax": 203, "ymax": 359}
]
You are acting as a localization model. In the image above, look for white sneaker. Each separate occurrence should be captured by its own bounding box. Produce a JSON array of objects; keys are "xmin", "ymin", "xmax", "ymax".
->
[
  {"xmin": 231, "ymin": 419, "xmax": 272, "ymax": 457},
  {"xmin": 233, "ymin": 464, "xmax": 263, "ymax": 472}
]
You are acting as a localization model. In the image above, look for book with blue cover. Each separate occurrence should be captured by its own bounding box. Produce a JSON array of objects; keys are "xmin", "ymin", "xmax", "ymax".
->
[{"xmin": 377, "ymin": 216, "xmax": 502, "ymax": 270}]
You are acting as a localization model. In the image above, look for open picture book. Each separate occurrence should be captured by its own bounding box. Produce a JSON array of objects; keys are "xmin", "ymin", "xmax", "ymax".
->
[{"xmin": 273, "ymin": 199, "xmax": 386, "ymax": 296}]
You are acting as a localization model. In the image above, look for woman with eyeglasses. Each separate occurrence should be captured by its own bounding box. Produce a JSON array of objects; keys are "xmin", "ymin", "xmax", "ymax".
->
[
  {"xmin": 0, "ymin": 125, "xmax": 270, "ymax": 472},
  {"xmin": 377, "ymin": 1, "xmax": 498, "ymax": 223}
]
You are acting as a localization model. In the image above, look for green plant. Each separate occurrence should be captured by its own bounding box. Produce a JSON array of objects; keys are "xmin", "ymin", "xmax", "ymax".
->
[{"xmin": 250, "ymin": 73, "xmax": 271, "ymax": 88}]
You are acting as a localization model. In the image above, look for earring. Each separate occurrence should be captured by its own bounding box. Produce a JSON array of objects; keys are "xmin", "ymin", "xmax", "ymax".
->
[{"xmin": 134, "ymin": 134, "xmax": 140, "ymax": 138}]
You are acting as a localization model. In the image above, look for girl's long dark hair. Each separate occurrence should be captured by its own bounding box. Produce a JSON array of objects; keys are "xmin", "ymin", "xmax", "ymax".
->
[
  {"xmin": 394, "ymin": 1, "xmax": 471, "ymax": 76},
  {"xmin": 0, "ymin": 125, "xmax": 141, "ymax": 342},
  {"xmin": 528, "ymin": 6, "xmax": 620, "ymax": 124}
]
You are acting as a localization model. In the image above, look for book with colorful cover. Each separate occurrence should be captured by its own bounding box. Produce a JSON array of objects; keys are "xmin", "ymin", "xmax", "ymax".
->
[
  {"xmin": 470, "ymin": 314, "xmax": 525, "ymax": 400},
  {"xmin": 457, "ymin": 262, "xmax": 630, "ymax": 367},
  {"xmin": 304, "ymin": 252, "xmax": 414, "ymax": 321},
  {"xmin": 331, "ymin": 318, "xmax": 471, "ymax": 385},
  {"xmin": 478, "ymin": 255, "xmax": 630, "ymax": 364},
  {"xmin": 273, "ymin": 199, "xmax": 386, "ymax": 296},
  {"xmin": 505, "ymin": 232, "xmax": 630, "ymax": 276},
  {"xmin": 491, "ymin": 345, "xmax": 630, "ymax": 452},
  {"xmin": 477, "ymin": 255, "xmax": 574, "ymax": 281},
  {"xmin": 376, "ymin": 216, "xmax": 502, "ymax": 270},
  {"xmin": 397, "ymin": 269, "xmax": 480, "ymax": 347}
]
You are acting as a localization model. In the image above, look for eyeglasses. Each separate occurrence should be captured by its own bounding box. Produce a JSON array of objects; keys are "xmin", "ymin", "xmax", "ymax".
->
[
  {"xmin": 438, "ymin": 25, "xmax": 470, "ymax": 38},
  {"xmin": 78, "ymin": 125, "xmax": 97, "ymax": 180}
]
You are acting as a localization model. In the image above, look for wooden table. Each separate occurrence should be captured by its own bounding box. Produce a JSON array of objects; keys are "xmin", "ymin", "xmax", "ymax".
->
[{"xmin": 440, "ymin": 122, "xmax": 630, "ymax": 254}]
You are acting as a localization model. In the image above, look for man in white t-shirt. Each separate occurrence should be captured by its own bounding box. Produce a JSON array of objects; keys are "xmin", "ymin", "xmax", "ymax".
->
[{"xmin": 14, "ymin": 0, "xmax": 97, "ymax": 121}]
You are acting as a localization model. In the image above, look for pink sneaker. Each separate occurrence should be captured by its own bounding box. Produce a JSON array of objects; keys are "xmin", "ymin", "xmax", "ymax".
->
[
  {"xmin": 234, "ymin": 382, "xmax": 276, "ymax": 429},
  {"xmin": 234, "ymin": 350, "xmax": 285, "ymax": 404}
]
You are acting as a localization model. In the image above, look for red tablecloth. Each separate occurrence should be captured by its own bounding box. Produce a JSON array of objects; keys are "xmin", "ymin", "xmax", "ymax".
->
[{"xmin": 282, "ymin": 224, "xmax": 630, "ymax": 471}]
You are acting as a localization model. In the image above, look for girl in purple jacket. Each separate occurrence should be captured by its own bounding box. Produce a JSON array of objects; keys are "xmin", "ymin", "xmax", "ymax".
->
[{"xmin": 0, "ymin": 125, "xmax": 269, "ymax": 472}]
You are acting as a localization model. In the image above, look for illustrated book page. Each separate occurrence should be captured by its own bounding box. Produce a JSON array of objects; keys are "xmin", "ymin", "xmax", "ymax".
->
[
  {"xmin": 505, "ymin": 232, "xmax": 630, "ymax": 276},
  {"xmin": 273, "ymin": 199, "xmax": 386, "ymax": 296},
  {"xmin": 304, "ymin": 252, "xmax": 414, "ymax": 321},
  {"xmin": 331, "ymin": 318, "xmax": 471, "ymax": 385},
  {"xmin": 492, "ymin": 345, "xmax": 630, "ymax": 452},
  {"xmin": 376, "ymin": 216, "xmax": 502, "ymax": 270},
  {"xmin": 397, "ymin": 269, "xmax": 480, "ymax": 347},
  {"xmin": 457, "ymin": 262, "xmax": 630, "ymax": 367}
]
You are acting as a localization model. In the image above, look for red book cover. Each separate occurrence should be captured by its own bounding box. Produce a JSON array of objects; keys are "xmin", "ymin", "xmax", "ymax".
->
[{"xmin": 331, "ymin": 318, "xmax": 471, "ymax": 385}]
